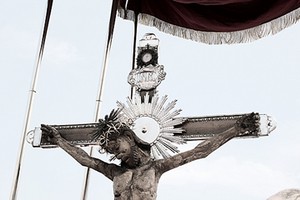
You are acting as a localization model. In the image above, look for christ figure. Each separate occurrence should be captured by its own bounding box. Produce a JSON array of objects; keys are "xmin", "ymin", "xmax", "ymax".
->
[{"xmin": 41, "ymin": 111, "xmax": 259, "ymax": 200}]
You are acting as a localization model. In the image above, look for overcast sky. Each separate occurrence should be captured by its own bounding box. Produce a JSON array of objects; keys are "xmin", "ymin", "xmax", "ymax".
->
[{"xmin": 1, "ymin": 1, "xmax": 300, "ymax": 200}]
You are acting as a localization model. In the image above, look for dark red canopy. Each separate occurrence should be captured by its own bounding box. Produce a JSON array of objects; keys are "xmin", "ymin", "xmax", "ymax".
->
[{"xmin": 118, "ymin": 0, "xmax": 300, "ymax": 44}]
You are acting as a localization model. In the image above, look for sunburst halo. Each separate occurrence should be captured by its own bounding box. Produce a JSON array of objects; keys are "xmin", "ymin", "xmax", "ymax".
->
[{"xmin": 116, "ymin": 93, "xmax": 186, "ymax": 159}]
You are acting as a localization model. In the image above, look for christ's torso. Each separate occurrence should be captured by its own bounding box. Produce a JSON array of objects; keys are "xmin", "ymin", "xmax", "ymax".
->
[{"xmin": 113, "ymin": 164, "xmax": 159, "ymax": 200}]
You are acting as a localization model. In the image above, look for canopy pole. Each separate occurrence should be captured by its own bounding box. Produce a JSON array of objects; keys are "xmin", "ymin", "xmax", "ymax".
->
[
  {"xmin": 132, "ymin": 13, "xmax": 138, "ymax": 71},
  {"xmin": 130, "ymin": 13, "xmax": 139, "ymax": 99},
  {"xmin": 10, "ymin": 1, "xmax": 53, "ymax": 200},
  {"xmin": 80, "ymin": 0, "xmax": 119, "ymax": 199}
]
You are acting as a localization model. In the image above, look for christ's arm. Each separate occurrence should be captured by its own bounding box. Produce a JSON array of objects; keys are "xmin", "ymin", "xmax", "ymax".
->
[
  {"xmin": 155, "ymin": 113, "xmax": 259, "ymax": 174},
  {"xmin": 41, "ymin": 124, "xmax": 120, "ymax": 181}
]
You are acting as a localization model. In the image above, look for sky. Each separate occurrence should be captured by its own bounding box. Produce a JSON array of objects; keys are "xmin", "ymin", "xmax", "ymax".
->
[{"xmin": 1, "ymin": 1, "xmax": 300, "ymax": 200}]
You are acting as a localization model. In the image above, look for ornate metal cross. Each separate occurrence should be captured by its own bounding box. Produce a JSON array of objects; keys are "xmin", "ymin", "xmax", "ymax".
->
[{"xmin": 27, "ymin": 33, "xmax": 276, "ymax": 159}]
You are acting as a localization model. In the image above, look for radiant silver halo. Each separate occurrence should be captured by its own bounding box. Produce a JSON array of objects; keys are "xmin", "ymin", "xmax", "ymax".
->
[{"xmin": 117, "ymin": 93, "xmax": 186, "ymax": 159}]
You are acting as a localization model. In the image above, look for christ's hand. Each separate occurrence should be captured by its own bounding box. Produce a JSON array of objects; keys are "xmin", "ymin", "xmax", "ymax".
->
[
  {"xmin": 235, "ymin": 112, "xmax": 260, "ymax": 136},
  {"xmin": 41, "ymin": 124, "xmax": 62, "ymax": 143}
]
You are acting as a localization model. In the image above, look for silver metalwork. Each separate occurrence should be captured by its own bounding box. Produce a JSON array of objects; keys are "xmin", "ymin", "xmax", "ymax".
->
[
  {"xmin": 133, "ymin": 117, "xmax": 160, "ymax": 144},
  {"xmin": 117, "ymin": 93, "xmax": 185, "ymax": 159},
  {"xmin": 26, "ymin": 124, "xmax": 100, "ymax": 148},
  {"xmin": 178, "ymin": 113, "xmax": 277, "ymax": 141},
  {"xmin": 26, "ymin": 130, "xmax": 35, "ymax": 145},
  {"xmin": 27, "ymin": 112, "xmax": 277, "ymax": 149},
  {"xmin": 26, "ymin": 127, "xmax": 43, "ymax": 147},
  {"xmin": 259, "ymin": 114, "xmax": 277, "ymax": 136},
  {"xmin": 138, "ymin": 33, "xmax": 159, "ymax": 48},
  {"xmin": 128, "ymin": 64, "xmax": 166, "ymax": 90}
]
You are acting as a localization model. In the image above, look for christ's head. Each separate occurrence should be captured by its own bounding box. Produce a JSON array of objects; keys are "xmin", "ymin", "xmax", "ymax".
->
[
  {"xmin": 92, "ymin": 109, "xmax": 152, "ymax": 168},
  {"xmin": 103, "ymin": 129, "xmax": 151, "ymax": 168},
  {"xmin": 106, "ymin": 133, "xmax": 133, "ymax": 163}
]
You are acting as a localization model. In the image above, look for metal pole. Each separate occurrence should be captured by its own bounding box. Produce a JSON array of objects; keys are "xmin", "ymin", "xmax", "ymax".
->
[
  {"xmin": 80, "ymin": 0, "xmax": 119, "ymax": 199},
  {"xmin": 132, "ymin": 14, "xmax": 138, "ymax": 71},
  {"xmin": 10, "ymin": 1, "xmax": 53, "ymax": 199},
  {"xmin": 130, "ymin": 13, "xmax": 139, "ymax": 99}
]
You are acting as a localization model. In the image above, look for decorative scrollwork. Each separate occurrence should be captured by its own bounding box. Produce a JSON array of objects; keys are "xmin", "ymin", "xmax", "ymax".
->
[{"xmin": 26, "ymin": 130, "xmax": 35, "ymax": 144}]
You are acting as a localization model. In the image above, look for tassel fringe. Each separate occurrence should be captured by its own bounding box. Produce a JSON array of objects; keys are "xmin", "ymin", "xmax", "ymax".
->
[{"xmin": 118, "ymin": 6, "xmax": 300, "ymax": 45}]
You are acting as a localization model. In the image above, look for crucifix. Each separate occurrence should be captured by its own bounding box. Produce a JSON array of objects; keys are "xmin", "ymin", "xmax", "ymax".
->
[{"xmin": 27, "ymin": 33, "xmax": 276, "ymax": 199}]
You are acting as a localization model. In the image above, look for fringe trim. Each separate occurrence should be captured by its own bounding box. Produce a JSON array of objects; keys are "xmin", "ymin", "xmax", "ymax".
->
[{"xmin": 118, "ymin": 6, "xmax": 300, "ymax": 45}]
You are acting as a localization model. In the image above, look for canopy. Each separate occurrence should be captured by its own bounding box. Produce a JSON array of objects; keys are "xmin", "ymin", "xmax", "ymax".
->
[{"xmin": 118, "ymin": 0, "xmax": 300, "ymax": 44}]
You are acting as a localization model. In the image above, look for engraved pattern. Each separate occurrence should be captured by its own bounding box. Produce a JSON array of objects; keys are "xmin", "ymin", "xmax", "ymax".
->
[{"xmin": 127, "ymin": 65, "xmax": 166, "ymax": 90}]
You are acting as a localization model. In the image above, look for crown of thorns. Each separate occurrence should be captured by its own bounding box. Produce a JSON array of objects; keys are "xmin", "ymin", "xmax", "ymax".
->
[{"xmin": 91, "ymin": 109, "xmax": 128, "ymax": 149}]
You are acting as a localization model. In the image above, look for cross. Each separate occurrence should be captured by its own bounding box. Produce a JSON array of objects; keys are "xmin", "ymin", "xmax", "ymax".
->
[
  {"xmin": 29, "ymin": 112, "xmax": 274, "ymax": 158},
  {"xmin": 27, "ymin": 33, "xmax": 276, "ymax": 199},
  {"xmin": 27, "ymin": 33, "xmax": 275, "ymax": 157}
]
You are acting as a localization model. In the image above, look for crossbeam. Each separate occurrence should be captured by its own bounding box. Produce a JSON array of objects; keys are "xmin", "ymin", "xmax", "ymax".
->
[{"xmin": 28, "ymin": 113, "xmax": 274, "ymax": 148}]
